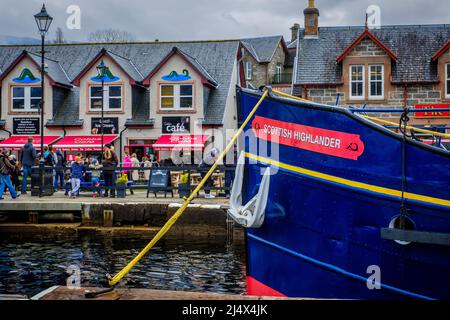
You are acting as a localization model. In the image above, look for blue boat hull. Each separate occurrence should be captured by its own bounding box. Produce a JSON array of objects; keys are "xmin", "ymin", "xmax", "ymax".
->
[{"xmin": 238, "ymin": 88, "xmax": 450, "ymax": 300}]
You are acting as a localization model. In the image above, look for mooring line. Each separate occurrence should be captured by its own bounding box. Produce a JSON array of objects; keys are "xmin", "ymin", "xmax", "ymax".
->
[{"xmin": 107, "ymin": 89, "xmax": 269, "ymax": 286}]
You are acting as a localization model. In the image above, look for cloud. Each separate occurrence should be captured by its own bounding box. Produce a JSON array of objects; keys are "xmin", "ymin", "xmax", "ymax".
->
[{"xmin": 0, "ymin": 0, "xmax": 448, "ymax": 43}]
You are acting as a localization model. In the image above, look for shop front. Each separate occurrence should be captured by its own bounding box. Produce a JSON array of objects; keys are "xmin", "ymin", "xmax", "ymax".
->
[
  {"xmin": 152, "ymin": 134, "xmax": 210, "ymax": 165},
  {"xmin": 52, "ymin": 134, "xmax": 119, "ymax": 160},
  {"xmin": 125, "ymin": 139, "xmax": 156, "ymax": 161},
  {"xmin": 0, "ymin": 135, "xmax": 61, "ymax": 159}
]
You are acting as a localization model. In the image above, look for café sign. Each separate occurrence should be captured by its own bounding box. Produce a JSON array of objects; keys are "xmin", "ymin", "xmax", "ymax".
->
[
  {"xmin": 415, "ymin": 104, "xmax": 450, "ymax": 118},
  {"xmin": 162, "ymin": 116, "xmax": 190, "ymax": 134}
]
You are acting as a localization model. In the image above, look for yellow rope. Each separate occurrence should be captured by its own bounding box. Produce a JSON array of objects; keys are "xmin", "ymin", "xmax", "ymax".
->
[
  {"xmin": 270, "ymin": 89, "xmax": 450, "ymax": 139},
  {"xmin": 272, "ymin": 89, "xmax": 310, "ymax": 102},
  {"xmin": 107, "ymin": 90, "xmax": 269, "ymax": 286},
  {"xmin": 360, "ymin": 115, "xmax": 450, "ymax": 138}
]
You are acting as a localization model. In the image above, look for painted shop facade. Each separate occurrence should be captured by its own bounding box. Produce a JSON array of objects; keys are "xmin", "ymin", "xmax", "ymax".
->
[
  {"xmin": 0, "ymin": 35, "xmax": 288, "ymax": 162},
  {"xmin": 0, "ymin": 40, "xmax": 242, "ymax": 162}
]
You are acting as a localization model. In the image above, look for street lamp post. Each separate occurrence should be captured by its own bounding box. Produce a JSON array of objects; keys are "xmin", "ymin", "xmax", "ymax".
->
[
  {"xmin": 34, "ymin": 4, "xmax": 53, "ymax": 197},
  {"xmin": 96, "ymin": 60, "xmax": 106, "ymax": 161}
]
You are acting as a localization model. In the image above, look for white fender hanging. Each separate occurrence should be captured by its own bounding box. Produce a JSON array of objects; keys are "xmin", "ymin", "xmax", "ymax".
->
[{"xmin": 227, "ymin": 152, "xmax": 271, "ymax": 228}]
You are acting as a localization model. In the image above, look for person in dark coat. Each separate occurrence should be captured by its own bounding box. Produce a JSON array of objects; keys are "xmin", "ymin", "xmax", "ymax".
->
[
  {"xmin": 0, "ymin": 149, "xmax": 20, "ymax": 200},
  {"xmin": 8, "ymin": 154, "xmax": 21, "ymax": 192},
  {"xmin": 20, "ymin": 137, "xmax": 37, "ymax": 194},
  {"xmin": 102, "ymin": 144, "xmax": 118, "ymax": 198},
  {"xmin": 54, "ymin": 149, "xmax": 66, "ymax": 190}
]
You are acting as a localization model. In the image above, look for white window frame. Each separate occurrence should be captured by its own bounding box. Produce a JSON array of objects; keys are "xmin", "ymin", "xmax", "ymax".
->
[
  {"xmin": 89, "ymin": 85, "xmax": 123, "ymax": 111},
  {"xmin": 275, "ymin": 64, "xmax": 282, "ymax": 82},
  {"xmin": 349, "ymin": 65, "xmax": 365, "ymax": 100},
  {"xmin": 446, "ymin": 63, "xmax": 450, "ymax": 99},
  {"xmin": 246, "ymin": 62, "xmax": 252, "ymax": 80},
  {"xmin": 369, "ymin": 64, "xmax": 384, "ymax": 100},
  {"xmin": 159, "ymin": 84, "xmax": 194, "ymax": 111},
  {"xmin": 11, "ymin": 86, "xmax": 41, "ymax": 112}
]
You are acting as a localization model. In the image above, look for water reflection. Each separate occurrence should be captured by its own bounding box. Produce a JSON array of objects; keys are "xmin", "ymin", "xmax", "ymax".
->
[{"xmin": 0, "ymin": 234, "xmax": 246, "ymax": 297}]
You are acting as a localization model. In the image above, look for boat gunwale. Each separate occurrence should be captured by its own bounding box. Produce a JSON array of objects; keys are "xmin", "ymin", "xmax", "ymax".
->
[{"xmin": 237, "ymin": 87, "xmax": 450, "ymax": 159}]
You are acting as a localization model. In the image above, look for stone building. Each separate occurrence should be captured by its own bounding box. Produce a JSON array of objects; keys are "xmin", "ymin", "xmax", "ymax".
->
[
  {"xmin": 291, "ymin": 0, "xmax": 450, "ymax": 131},
  {"xmin": 239, "ymin": 36, "xmax": 293, "ymax": 90}
]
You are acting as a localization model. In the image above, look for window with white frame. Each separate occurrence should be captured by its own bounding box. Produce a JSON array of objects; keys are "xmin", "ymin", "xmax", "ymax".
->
[
  {"xmin": 369, "ymin": 65, "xmax": 384, "ymax": 99},
  {"xmin": 11, "ymin": 86, "xmax": 41, "ymax": 111},
  {"xmin": 160, "ymin": 84, "xmax": 193, "ymax": 110},
  {"xmin": 350, "ymin": 65, "xmax": 364, "ymax": 100},
  {"xmin": 89, "ymin": 85, "xmax": 122, "ymax": 111},
  {"xmin": 246, "ymin": 62, "xmax": 252, "ymax": 80},
  {"xmin": 446, "ymin": 63, "xmax": 450, "ymax": 98},
  {"xmin": 275, "ymin": 64, "xmax": 282, "ymax": 83}
]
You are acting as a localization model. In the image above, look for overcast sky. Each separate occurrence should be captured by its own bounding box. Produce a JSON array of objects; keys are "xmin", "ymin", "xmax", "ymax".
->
[{"xmin": 2, "ymin": 0, "xmax": 450, "ymax": 42}]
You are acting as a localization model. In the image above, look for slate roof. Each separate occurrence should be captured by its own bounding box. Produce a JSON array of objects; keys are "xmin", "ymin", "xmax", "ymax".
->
[
  {"xmin": 295, "ymin": 24, "xmax": 450, "ymax": 85},
  {"xmin": 0, "ymin": 40, "xmax": 240, "ymax": 125},
  {"xmin": 241, "ymin": 35, "xmax": 284, "ymax": 63},
  {"xmin": 125, "ymin": 86, "xmax": 154, "ymax": 127},
  {"xmin": 46, "ymin": 88, "xmax": 84, "ymax": 127},
  {"xmin": 104, "ymin": 50, "xmax": 144, "ymax": 82},
  {"xmin": 175, "ymin": 48, "xmax": 219, "ymax": 87},
  {"xmin": 27, "ymin": 52, "xmax": 72, "ymax": 87}
]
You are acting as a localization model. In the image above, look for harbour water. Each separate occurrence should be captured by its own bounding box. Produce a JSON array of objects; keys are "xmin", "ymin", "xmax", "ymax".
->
[{"xmin": 0, "ymin": 233, "xmax": 246, "ymax": 297}]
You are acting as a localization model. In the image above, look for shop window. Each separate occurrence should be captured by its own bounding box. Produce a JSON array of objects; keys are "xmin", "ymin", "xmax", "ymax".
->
[
  {"xmin": 369, "ymin": 65, "xmax": 384, "ymax": 100},
  {"xmin": 446, "ymin": 63, "xmax": 450, "ymax": 99},
  {"xmin": 350, "ymin": 65, "xmax": 364, "ymax": 100},
  {"xmin": 89, "ymin": 85, "xmax": 122, "ymax": 111},
  {"xmin": 11, "ymin": 86, "xmax": 41, "ymax": 111},
  {"xmin": 160, "ymin": 84, "xmax": 193, "ymax": 110}
]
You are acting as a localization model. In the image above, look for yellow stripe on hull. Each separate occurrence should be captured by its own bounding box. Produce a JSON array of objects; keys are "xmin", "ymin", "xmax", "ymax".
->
[{"xmin": 245, "ymin": 152, "xmax": 450, "ymax": 209}]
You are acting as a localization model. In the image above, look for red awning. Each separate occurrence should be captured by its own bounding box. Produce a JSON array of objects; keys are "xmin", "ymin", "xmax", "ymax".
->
[
  {"xmin": 0, "ymin": 135, "xmax": 61, "ymax": 151},
  {"xmin": 153, "ymin": 134, "xmax": 209, "ymax": 151},
  {"xmin": 52, "ymin": 135, "xmax": 118, "ymax": 151}
]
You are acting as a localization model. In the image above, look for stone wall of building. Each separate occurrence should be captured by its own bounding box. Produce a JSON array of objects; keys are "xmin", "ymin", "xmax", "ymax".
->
[
  {"xmin": 242, "ymin": 52, "xmax": 266, "ymax": 88},
  {"xmin": 267, "ymin": 44, "xmax": 287, "ymax": 84},
  {"xmin": 347, "ymin": 38, "xmax": 387, "ymax": 57},
  {"xmin": 305, "ymin": 84, "xmax": 441, "ymax": 106}
]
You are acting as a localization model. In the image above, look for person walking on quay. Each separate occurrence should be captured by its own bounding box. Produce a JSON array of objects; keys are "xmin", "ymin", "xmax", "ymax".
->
[
  {"xmin": 199, "ymin": 148, "xmax": 219, "ymax": 199},
  {"xmin": 54, "ymin": 149, "xmax": 66, "ymax": 191},
  {"xmin": 0, "ymin": 149, "xmax": 20, "ymax": 200},
  {"xmin": 69, "ymin": 156, "xmax": 84, "ymax": 199},
  {"xmin": 20, "ymin": 137, "xmax": 37, "ymax": 195},
  {"xmin": 8, "ymin": 154, "xmax": 21, "ymax": 192},
  {"xmin": 102, "ymin": 144, "xmax": 118, "ymax": 198}
]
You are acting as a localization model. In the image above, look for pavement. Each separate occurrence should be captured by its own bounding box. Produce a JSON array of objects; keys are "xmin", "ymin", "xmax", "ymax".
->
[{"xmin": 0, "ymin": 189, "xmax": 230, "ymax": 206}]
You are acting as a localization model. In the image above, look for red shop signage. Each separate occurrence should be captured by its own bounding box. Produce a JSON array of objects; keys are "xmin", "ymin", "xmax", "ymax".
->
[
  {"xmin": 251, "ymin": 116, "xmax": 365, "ymax": 160},
  {"xmin": 415, "ymin": 104, "xmax": 450, "ymax": 118}
]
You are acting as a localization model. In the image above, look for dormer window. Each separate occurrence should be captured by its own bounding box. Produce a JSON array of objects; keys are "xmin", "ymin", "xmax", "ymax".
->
[
  {"xmin": 246, "ymin": 62, "xmax": 252, "ymax": 80},
  {"xmin": 350, "ymin": 65, "xmax": 364, "ymax": 100},
  {"xmin": 369, "ymin": 65, "xmax": 384, "ymax": 100},
  {"xmin": 446, "ymin": 63, "xmax": 450, "ymax": 99},
  {"xmin": 89, "ymin": 85, "xmax": 122, "ymax": 111},
  {"xmin": 11, "ymin": 86, "xmax": 41, "ymax": 111},
  {"xmin": 160, "ymin": 84, "xmax": 193, "ymax": 110}
]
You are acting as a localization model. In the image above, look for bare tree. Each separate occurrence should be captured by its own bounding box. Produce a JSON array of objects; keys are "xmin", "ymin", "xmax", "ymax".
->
[
  {"xmin": 53, "ymin": 27, "xmax": 66, "ymax": 44},
  {"xmin": 88, "ymin": 29, "xmax": 136, "ymax": 43}
]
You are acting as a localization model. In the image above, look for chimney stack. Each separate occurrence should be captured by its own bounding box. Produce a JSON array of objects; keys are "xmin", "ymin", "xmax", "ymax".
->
[
  {"xmin": 290, "ymin": 23, "xmax": 300, "ymax": 42},
  {"xmin": 304, "ymin": 0, "xmax": 319, "ymax": 38}
]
